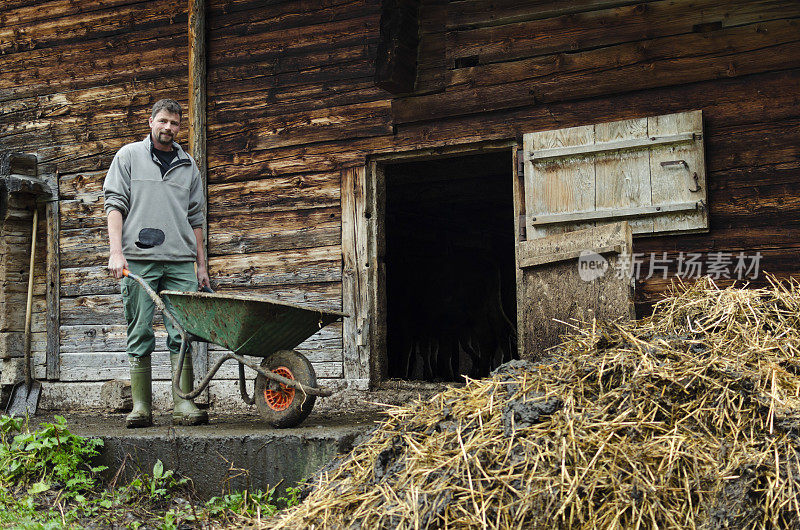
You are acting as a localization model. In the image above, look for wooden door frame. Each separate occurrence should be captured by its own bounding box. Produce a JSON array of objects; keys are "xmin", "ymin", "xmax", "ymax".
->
[
  {"xmin": 511, "ymin": 146, "xmax": 526, "ymax": 358},
  {"xmin": 345, "ymin": 140, "xmax": 517, "ymax": 388}
]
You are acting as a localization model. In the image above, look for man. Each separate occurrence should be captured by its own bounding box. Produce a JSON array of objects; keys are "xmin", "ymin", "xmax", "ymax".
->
[{"xmin": 104, "ymin": 99, "xmax": 210, "ymax": 428}]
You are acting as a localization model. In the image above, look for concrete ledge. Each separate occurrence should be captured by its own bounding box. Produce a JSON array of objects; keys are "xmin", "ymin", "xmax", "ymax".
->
[
  {"xmin": 36, "ymin": 412, "xmax": 379, "ymax": 499},
  {"xmin": 39, "ymin": 379, "xmax": 445, "ymax": 415}
]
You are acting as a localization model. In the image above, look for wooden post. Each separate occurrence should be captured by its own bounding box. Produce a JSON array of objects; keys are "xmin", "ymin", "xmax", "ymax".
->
[
  {"xmin": 188, "ymin": 0, "xmax": 209, "ymax": 386},
  {"xmin": 341, "ymin": 166, "xmax": 371, "ymax": 389},
  {"xmin": 374, "ymin": 0, "xmax": 421, "ymax": 94},
  {"xmin": 188, "ymin": 0, "xmax": 207, "ymax": 208},
  {"xmin": 46, "ymin": 175, "xmax": 60, "ymax": 380},
  {"xmin": 367, "ymin": 161, "xmax": 387, "ymax": 386}
]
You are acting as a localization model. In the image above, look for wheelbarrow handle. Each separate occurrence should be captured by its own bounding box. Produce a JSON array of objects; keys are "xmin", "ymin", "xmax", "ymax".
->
[{"xmin": 121, "ymin": 269, "xmax": 185, "ymax": 338}]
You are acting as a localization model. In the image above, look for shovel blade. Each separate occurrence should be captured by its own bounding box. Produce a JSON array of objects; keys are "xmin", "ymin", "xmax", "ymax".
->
[{"xmin": 6, "ymin": 380, "xmax": 42, "ymax": 417}]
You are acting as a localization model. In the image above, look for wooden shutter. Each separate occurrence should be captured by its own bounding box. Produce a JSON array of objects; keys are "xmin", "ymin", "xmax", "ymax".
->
[{"xmin": 522, "ymin": 110, "xmax": 708, "ymax": 239}]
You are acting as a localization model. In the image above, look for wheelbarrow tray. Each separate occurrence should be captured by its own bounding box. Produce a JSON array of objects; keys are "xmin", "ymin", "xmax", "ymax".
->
[{"xmin": 160, "ymin": 290, "xmax": 345, "ymax": 357}]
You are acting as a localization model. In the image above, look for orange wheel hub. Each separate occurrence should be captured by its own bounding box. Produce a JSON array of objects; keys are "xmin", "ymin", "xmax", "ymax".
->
[{"xmin": 264, "ymin": 367, "xmax": 295, "ymax": 411}]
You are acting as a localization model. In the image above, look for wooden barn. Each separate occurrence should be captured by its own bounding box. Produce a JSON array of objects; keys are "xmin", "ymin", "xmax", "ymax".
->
[{"xmin": 0, "ymin": 0, "xmax": 798, "ymax": 412}]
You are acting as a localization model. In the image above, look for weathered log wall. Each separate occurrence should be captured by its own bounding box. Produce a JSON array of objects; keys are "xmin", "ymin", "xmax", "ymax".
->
[
  {"xmin": 0, "ymin": 194, "xmax": 47, "ymax": 380},
  {"xmin": 206, "ymin": 0, "xmax": 800, "ymax": 319},
  {"xmin": 0, "ymin": 0, "xmax": 356, "ymax": 405},
  {"xmin": 204, "ymin": 0, "xmax": 391, "ymax": 387},
  {"xmin": 0, "ymin": 0, "xmax": 196, "ymax": 404},
  {"xmin": 0, "ymin": 0, "xmax": 798, "ymax": 408}
]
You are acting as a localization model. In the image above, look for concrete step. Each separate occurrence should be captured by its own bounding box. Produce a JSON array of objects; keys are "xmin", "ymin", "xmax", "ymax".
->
[{"xmin": 30, "ymin": 411, "xmax": 380, "ymax": 499}]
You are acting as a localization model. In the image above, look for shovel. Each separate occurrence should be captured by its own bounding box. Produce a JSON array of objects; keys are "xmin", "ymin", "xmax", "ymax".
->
[{"xmin": 6, "ymin": 207, "xmax": 42, "ymax": 416}]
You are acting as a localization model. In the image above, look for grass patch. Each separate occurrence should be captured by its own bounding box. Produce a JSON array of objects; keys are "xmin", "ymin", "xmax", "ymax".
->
[{"xmin": 0, "ymin": 415, "xmax": 299, "ymax": 528}]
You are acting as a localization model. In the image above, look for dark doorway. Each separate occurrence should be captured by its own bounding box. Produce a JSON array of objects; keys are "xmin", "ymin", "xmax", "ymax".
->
[{"xmin": 384, "ymin": 151, "xmax": 518, "ymax": 382}]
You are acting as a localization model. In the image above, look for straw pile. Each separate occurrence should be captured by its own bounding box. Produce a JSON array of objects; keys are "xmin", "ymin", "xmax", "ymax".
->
[{"xmin": 271, "ymin": 277, "xmax": 800, "ymax": 529}]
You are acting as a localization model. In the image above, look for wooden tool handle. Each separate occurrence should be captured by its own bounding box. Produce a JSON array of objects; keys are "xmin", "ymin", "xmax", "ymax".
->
[{"xmin": 23, "ymin": 208, "xmax": 38, "ymax": 388}]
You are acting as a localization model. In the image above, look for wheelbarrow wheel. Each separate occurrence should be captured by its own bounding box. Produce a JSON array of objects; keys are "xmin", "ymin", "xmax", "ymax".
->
[{"xmin": 254, "ymin": 350, "xmax": 317, "ymax": 428}]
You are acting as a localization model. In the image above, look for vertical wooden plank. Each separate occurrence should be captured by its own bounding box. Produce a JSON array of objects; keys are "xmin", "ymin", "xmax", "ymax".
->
[
  {"xmin": 512, "ymin": 147, "xmax": 526, "ymax": 244},
  {"xmin": 374, "ymin": 0, "xmax": 421, "ymax": 95},
  {"xmin": 341, "ymin": 166, "xmax": 358, "ymax": 380},
  {"xmin": 512, "ymin": 147, "xmax": 525, "ymax": 358},
  {"xmin": 341, "ymin": 166, "xmax": 370, "ymax": 386},
  {"xmin": 188, "ymin": 0, "xmax": 207, "ymax": 188},
  {"xmin": 46, "ymin": 184, "xmax": 60, "ymax": 380},
  {"xmin": 524, "ymin": 124, "xmax": 596, "ymax": 239},
  {"xmin": 521, "ymin": 132, "xmax": 538, "ymax": 240},
  {"xmin": 650, "ymin": 110, "xmax": 707, "ymax": 233},
  {"xmin": 415, "ymin": 0, "xmax": 447, "ymax": 94},
  {"xmin": 188, "ymin": 0, "xmax": 207, "ymax": 230},
  {"xmin": 368, "ymin": 161, "xmax": 387, "ymax": 386},
  {"xmin": 595, "ymin": 117, "xmax": 653, "ymax": 234},
  {"xmin": 188, "ymin": 0, "xmax": 209, "ymax": 388}
]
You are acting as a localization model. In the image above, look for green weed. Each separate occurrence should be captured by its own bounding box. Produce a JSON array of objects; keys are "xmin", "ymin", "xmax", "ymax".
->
[
  {"xmin": 0, "ymin": 415, "xmax": 106, "ymax": 499},
  {"xmin": 0, "ymin": 414, "xmax": 302, "ymax": 528},
  {"xmin": 205, "ymin": 486, "xmax": 300, "ymax": 525},
  {"xmin": 120, "ymin": 459, "xmax": 191, "ymax": 502}
]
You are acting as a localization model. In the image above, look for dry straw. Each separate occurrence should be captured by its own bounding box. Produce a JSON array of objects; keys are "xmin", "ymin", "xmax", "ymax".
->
[{"xmin": 271, "ymin": 276, "xmax": 800, "ymax": 529}]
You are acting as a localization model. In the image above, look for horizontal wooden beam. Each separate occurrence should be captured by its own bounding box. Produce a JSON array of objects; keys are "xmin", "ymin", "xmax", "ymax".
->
[
  {"xmin": 518, "ymin": 244, "xmax": 624, "ymax": 268},
  {"xmin": 59, "ymin": 324, "xmax": 342, "ymax": 362},
  {"xmin": 530, "ymin": 201, "xmax": 704, "ymax": 226},
  {"xmin": 529, "ymin": 132, "xmax": 701, "ymax": 161},
  {"xmin": 394, "ymin": 17, "xmax": 800, "ymax": 125}
]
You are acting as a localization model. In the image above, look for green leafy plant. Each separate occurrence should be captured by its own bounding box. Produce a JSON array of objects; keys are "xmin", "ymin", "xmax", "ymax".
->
[
  {"xmin": 0, "ymin": 415, "xmax": 302, "ymax": 528},
  {"xmin": 117, "ymin": 459, "xmax": 191, "ymax": 504},
  {"xmin": 0, "ymin": 414, "xmax": 23, "ymax": 438},
  {"xmin": 151, "ymin": 459, "xmax": 188, "ymax": 498},
  {"xmin": 0, "ymin": 467, "xmax": 70, "ymax": 528},
  {"xmin": 278, "ymin": 486, "xmax": 301, "ymax": 509},
  {"xmin": 206, "ymin": 485, "xmax": 299, "ymax": 521},
  {"xmin": 0, "ymin": 415, "xmax": 106, "ymax": 498}
]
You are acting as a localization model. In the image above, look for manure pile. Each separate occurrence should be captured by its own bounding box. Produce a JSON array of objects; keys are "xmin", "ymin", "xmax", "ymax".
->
[{"xmin": 274, "ymin": 277, "xmax": 800, "ymax": 529}]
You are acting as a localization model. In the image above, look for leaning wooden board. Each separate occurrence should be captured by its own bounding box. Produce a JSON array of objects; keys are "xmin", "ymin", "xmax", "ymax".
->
[{"xmin": 518, "ymin": 221, "xmax": 634, "ymax": 360}]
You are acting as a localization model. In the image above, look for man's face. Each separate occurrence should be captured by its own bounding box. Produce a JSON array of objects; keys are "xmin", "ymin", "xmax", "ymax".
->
[{"xmin": 149, "ymin": 110, "xmax": 181, "ymax": 149}]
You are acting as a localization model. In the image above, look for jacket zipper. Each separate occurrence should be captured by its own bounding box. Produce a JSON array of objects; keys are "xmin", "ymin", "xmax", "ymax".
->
[
  {"xmin": 163, "ymin": 158, "xmax": 191, "ymax": 178},
  {"xmin": 151, "ymin": 152, "xmax": 191, "ymax": 178}
]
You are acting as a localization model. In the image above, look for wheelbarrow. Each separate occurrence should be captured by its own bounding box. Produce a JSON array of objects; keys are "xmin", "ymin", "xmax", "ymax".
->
[{"xmin": 122, "ymin": 269, "xmax": 344, "ymax": 428}]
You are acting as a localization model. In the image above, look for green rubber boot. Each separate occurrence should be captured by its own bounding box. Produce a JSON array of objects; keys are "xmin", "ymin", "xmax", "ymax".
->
[
  {"xmin": 126, "ymin": 356, "xmax": 152, "ymax": 428},
  {"xmin": 170, "ymin": 350, "xmax": 209, "ymax": 426}
]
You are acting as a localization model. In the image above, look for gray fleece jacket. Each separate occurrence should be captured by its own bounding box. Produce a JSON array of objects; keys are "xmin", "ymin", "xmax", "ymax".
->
[{"xmin": 103, "ymin": 136, "xmax": 205, "ymax": 262}]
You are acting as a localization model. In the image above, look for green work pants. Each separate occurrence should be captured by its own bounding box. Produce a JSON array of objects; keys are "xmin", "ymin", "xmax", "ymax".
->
[{"xmin": 122, "ymin": 260, "xmax": 198, "ymax": 359}]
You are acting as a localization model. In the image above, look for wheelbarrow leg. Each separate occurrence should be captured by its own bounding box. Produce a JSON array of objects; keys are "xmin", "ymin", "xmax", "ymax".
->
[
  {"xmin": 171, "ymin": 342, "xmax": 208, "ymax": 426},
  {"xmin": 239, "ymin": 362, "xmax": 255, "ymax": 405}
]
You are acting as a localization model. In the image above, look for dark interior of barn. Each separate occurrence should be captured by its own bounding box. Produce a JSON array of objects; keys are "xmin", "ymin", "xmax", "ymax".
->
[{"xmin": 384, "ymin": 152, "xmax": 518, "ymax": 382}]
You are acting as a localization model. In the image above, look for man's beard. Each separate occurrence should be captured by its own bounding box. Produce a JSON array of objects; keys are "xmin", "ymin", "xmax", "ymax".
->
[{"xmin": 156, "ymin": 132, "xmax": 173, "ymax": 144}]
